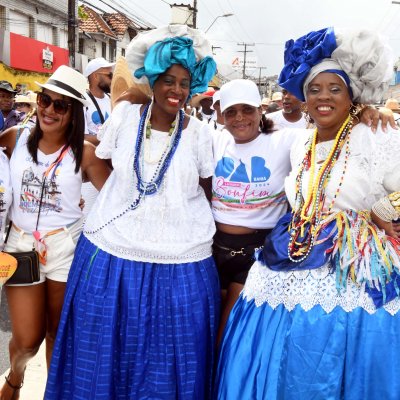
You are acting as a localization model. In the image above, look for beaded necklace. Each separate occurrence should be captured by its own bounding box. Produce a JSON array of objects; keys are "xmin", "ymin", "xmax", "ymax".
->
[
  {"xmin": 143, "ymin": 100, "xmax": 179, "ymax": 164},
  {"xmin": 288, "ymin": 115, "xmax": 353, "ymax": 263},
  {"xmin": 85, "ymin": 101, "xmax": 184, "ymax": 234}
]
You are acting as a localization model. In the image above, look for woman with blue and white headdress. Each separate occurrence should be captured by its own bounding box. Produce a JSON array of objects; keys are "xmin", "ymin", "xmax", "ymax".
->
[
  {"xmin": 214, "ymin": 28, "xmax": 400, "ymax": 400},
  {"xmin": 45, "ymin": 25, "xmax": 219, "ymax": 399}
]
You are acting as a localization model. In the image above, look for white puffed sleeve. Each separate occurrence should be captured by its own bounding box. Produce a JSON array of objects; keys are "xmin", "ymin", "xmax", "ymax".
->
[{"xmin": 96, "ymin": 101, "xmax": 134, "ymax": 159}]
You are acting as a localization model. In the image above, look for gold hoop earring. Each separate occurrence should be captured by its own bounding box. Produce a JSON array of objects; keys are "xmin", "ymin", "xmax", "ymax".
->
[{"xmin": 349, "ymin": 103, "xmax": 360, "ymax": 123}]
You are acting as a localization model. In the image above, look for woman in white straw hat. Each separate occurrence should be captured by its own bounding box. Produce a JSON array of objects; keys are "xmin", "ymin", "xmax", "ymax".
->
[
  {"xmin": 45, "ymin": 25, "xmax": 219, "ymax": 400},
  {"xmin": 0, "ymin": 64, "xmax": 110, "ymax": 399}
]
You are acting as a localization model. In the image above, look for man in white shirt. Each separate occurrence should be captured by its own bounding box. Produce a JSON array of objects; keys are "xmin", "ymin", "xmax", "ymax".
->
[
  {"xmin": 82, "ymin": 58, "xmax": 115, "ymax": 216},
  {"xmin": 268, "ymin": 88, "xmax": 308, "ymax": 129},
  {"xmin": 84, "ymin": 57, "xmax": 115, "ymax": 145}
]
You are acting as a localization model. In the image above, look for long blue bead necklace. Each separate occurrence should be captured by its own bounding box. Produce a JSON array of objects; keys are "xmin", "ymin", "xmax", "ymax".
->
[{"xmin": 85, "ymin": 100, "xmax": 184, "ymax": 234}]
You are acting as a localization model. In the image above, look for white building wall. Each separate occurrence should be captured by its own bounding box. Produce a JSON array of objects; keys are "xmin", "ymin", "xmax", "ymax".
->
[
  {"xmin": 116, "ymin": 31, "xmax": 131, "ymax": 58},
  {"xmin": 9, "ymin": 9, "xmax": 29, "ymax": 36},
  {"xmin": 0, "ymin": 0, "xmax": 68, "ymax": 47}
]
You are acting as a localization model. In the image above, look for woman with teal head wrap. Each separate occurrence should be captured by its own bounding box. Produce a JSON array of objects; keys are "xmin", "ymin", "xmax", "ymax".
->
[
  {"xmin": 44, "ymin": 25, "xmax": 220, "ymax": 400},
  {"xmin": 134, "ymin": 36, "xmax": 216, "ymax": 97}
]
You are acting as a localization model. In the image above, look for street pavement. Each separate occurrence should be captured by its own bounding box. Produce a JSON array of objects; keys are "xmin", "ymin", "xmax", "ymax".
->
[{"xmin": 0, "ymin": 288, "xmax": 46, "ymax": 399}]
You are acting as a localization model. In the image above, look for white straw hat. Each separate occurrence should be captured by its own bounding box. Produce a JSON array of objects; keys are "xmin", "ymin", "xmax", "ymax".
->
[
  {"xmin": 35, "ymin": 65, "xmax": 90, "ymax": 106},
  {"xmin": 219, "ymin": 79, "xmax": 261, "ymax": 113}
]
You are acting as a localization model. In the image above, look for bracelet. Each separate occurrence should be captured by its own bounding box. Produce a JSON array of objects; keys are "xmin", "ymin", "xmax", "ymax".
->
[
  {"xmin": 388, "ymin": 191, "xmax": 400, "ymax": 214},
  {"xmin": 372, "ymin": 195, "xmax": 399, "ymax": 222}
]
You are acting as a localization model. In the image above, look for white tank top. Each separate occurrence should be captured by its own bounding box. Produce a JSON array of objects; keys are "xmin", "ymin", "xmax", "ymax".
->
[{"xmin": 10, "ymin": 127, "xmax": 83, "ymax": 231}]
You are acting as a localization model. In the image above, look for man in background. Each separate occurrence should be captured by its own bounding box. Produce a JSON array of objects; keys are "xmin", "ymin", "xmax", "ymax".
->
[
  {"xmin": 0, "ymin": 81, "xmax": 22, "ymax": 131},
  {"xmin": 268, "ymin": 88, "xmax": 307, "ymax": 129},
  {"xmin": 83, "ymin": 57, "xmax": 115, "ymax": 145},
  {"xmin": 82, "ymin": 57, "xmax": 114, "ymax": 216}
]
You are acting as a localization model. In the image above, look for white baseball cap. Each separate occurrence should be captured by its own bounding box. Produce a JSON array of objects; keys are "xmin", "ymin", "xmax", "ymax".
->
[
  {"xmin": 219, "ymin": 79, "xmax": 261, "ymax": 113},
  {"xmin": 84, "ymin": 57, "xmax": 116, "ymax": 78}
]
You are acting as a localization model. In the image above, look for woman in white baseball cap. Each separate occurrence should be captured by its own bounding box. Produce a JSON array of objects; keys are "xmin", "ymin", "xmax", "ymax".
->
[
  {"xmin": 212, "ymin": 78, "xmax": 295, "ymax": 341},
  {"xmin": 0, "ymin": 64, "xmax": 110, "ymax": 399}
]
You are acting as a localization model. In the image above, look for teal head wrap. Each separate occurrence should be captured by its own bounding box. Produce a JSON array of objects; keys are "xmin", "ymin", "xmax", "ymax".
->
[{"xmin": 134, "ymin": 36, "xmax": 217, "ymax": 97}]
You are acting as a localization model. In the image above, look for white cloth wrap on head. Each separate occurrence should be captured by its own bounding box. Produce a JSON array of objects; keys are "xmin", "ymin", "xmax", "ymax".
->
[
  {"xmin": 125, "ymin": 24, "xmax": 214, "ymax": 86},
  {"xmin": 303, "ymin": 59, "xmax": 344, "ymax": 100},
  {"xmin": 303, "ymin": 30, "xmax": 394, "ymax": 104}
]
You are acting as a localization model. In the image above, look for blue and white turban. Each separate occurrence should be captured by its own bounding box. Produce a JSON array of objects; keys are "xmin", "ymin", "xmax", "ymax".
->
[
  {"xmin": 278, "ymin": 27, "xmax": 394, "ymax": 104},
  {"xmin": 126, "ymin": 25, "xmax": 217, "ymax": 97}
]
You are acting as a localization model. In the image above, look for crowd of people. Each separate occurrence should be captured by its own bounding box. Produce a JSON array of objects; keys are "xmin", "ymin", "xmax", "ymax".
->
[{"xmin": 0, "ymin": 23, "xmax": 400, "ymax": 400}]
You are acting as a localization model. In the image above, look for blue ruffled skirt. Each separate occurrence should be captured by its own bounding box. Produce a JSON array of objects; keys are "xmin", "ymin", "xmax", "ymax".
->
[
  {"xmin": 45, "ymin": 234, "xmax": 220, "ymax": 400},
  {"xmin": 214, "ymin": 277, "xmax": 400, "ymax": 400}
]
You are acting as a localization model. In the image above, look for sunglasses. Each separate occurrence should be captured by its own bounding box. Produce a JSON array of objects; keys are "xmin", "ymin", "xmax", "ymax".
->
[
  {"xmin": 97, "ymin": 72, "xmax": 113, "ymax": 79},
  {"xmin": 37, "ymin": 92, "xmax": 72, "ymax": 115}
]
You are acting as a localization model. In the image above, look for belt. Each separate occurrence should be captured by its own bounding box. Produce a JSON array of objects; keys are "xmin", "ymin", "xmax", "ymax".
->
[
  {"xmin": 213, "ymin": 242, "xmax": 264, "ymax": 257},
  {"xmin": 12, "ymin": 223, "xmax": 72, "ymax": 237}
]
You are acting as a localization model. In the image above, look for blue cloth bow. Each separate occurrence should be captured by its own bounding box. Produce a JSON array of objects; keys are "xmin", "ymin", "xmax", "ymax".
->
[
  {"xmin": 134, "ymin": 36, "xmax": 217, "ymax": 97},
  {"xmin": 278, "ymin": 27, "xmax": 337, "ymax": 101}
]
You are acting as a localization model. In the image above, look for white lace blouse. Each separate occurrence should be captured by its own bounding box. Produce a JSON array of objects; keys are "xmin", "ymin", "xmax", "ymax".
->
[
  {"xmin": 243, "ymin": 123, "xmax": 400, "ymax": 314},
  {"xmin": 84, "ymin": 102, "xmax": 216, "ymax": 263}
]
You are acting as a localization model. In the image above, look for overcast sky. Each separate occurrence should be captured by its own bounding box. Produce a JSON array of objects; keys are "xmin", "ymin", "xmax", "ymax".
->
[{"xmin": 89, "ymin": 0, "xmax": 400, "ymax": 79}]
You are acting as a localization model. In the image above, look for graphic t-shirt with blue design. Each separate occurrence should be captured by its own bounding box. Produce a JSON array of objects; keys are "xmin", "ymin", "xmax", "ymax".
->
[
  {"xmin": 212, "ymin": 128, "xmax": 298, "ymax": 229},
  {"xmin": 84, "ymin": 94, "xmax": 111, "ymax": 136}
]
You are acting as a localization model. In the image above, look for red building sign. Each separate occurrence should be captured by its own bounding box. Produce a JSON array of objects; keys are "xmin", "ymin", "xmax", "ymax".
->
[{"xmin": 9, "ymin": 32, "xmax": 69, "ymax": 73}]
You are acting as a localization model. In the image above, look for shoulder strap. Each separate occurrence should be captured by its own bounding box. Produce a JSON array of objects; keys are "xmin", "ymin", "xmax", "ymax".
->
[
  {"xmin": 86, "ymin": 90, "xmax": 105, "ymax": 124},
  {"xmin": 12, "ymin": 124, "xmax": 27, "ymax": 155},
  {"xmin": 15, "ymin": 124, "xmax": 26, "ymax": 146}
]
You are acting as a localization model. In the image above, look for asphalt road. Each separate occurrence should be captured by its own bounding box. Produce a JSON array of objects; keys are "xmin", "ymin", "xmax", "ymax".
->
[{"xmin": 0, "ymin": 288, "xmax": 12, "ymax": 374}]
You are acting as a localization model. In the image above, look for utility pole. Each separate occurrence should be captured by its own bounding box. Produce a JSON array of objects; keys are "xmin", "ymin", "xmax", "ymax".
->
[
  {"xmin": 237, "ymin": 42, "xmax": 255, "ymax": 79},
  {"xmin": 192, "ymin": 0, "xmax": 197, "ymax": 28},
  {"xmin": 257, "ymin": 67, "xmax": 267, "ymax": 94},
  {"xmin": 68, "ymin": 0, "xmax": 76, "ymax": 68}
]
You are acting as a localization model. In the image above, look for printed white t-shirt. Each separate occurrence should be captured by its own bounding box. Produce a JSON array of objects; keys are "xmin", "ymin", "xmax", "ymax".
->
[
  {"xmin": 84, "ymin": 94, "xmax": 111, "ymax": 136},
  {"xmin": 0, "ymin": 149, "xmax": 11, "ymax": 249},
  {"xmin": 9, "ymin": 128, "xmax": 83, "ymax": 231},
  {"xmin": 212, "ymin": 128, "xmax": 302, "ymax": 229}
]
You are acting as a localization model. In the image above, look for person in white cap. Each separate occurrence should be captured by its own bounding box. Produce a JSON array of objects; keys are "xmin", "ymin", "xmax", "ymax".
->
[
  {"xmin": 83, "ymin": 57, "xmax": 115, "ymax": 144},
  {"xmin": 82, "ymin": 57, "xmax": 115, "ymax": 218},
  {"xmin": 0, "ymin": 65, "xmax": 110, "ymax": 399},
  {"xmin": 211, "ymin": 79, "xmax": 295, "ymax": 342}
]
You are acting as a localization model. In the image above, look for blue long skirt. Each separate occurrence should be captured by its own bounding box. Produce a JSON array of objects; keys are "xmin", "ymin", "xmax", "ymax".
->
[
  {"xmin": 214, "ymin": 295, "xmax": 400, "ymax": 400},
  {"xmin": 45, "ymin": 234, "xmax": 220, "ymax": 400}
]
